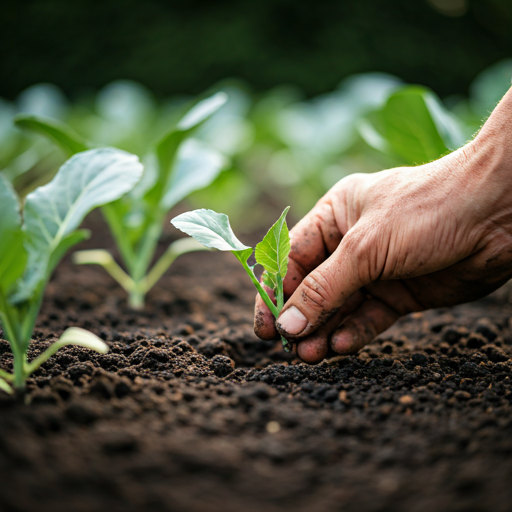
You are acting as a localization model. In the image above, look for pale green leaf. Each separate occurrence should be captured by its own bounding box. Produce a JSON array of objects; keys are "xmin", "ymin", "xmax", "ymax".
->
[
  {"xmin": 14, "ymin": 114, "xmax": 90, "ymax": 156},
  {"xmin": 361, "ymin": 86, "xmax": 464, "ymax": 165},
  {"xmin": 171, "ymin": 209, "xmax": 251, "ymax": 252},
  {"xmin": 0, "ymin": 378, "xmax": 13, "ymax": 394},
  {"xmin": 0, "ymin": 175, "xmax": 27, "ymax": 292},
  {"xmin": 255, "ymin": 206, "xmax": 290, "ymax": 284},
  {"xmin": 152, "ymin": 93, "xmax": 228, "ymax": 207},
  {"xmin": 177, "ymin": 92, "xmax": 228, "ymax": 131},
  {"xmin": 161, "ymin": 140, "xmax": 227, "ymax": 210},
  {"xmin": 14, "ymin": 148, "xmax": 143, "ymax": 302},
  {"xmin": 470, "ymin": 59, "xmax": 512, "ymax": 118},
  {"xmin": 56, "ymin": 327, "xmax": 109, "ymax": 353}
]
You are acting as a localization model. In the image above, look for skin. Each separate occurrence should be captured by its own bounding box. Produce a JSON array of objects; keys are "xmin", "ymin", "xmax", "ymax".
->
[{"xmin": 254, "ymin": 87, "xmax": 512, "ymax": 364}]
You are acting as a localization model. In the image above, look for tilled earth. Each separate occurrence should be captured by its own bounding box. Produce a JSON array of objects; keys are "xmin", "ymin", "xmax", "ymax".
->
[{"xmin": 1, "ymin": 221, "xmax": 512, "ymax": 512}]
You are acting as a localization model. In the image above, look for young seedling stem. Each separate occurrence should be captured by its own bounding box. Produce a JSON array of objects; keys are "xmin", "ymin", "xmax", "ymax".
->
[{"xmin": 171, "ymin": 207, "xmax": 292, "ymax": 352}]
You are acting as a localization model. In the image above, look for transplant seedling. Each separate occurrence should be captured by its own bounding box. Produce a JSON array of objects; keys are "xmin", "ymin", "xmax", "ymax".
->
[
  {"xmin": 0, "ymin": 148, "xmax": 143, "ymax": 392},
  {"xmin": 171, "ymin": 207, "xmax": 292, "ymax": 352},
  {"xmin": 15, "ymin": 93, "xmax": 228, "ymax": 308}
]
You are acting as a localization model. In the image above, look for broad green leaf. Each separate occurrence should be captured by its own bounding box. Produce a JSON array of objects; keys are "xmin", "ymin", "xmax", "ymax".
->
[
  {"xmin": 255, "ymin": 207, "xmax": 290, "ymax": 287},
  {"xmin": 0, "ymin": 378, "xmax": 12, "ymax": 394},
  {"xmin": 152, "ymin": 93, "xmax": 228, "ymax": 207},
  {"xmin": 14, "ymin": 114, "xmax": 90, "ymax": 156},
  {"xmin": 380, "ymin": 87, "xmax": 448, "ymax": 164},
  {"xmin": 423, "ymin": 94, "xmax": 466, "ymax": 150},
  {"xmin": 361, "ymin": 86, "xmax": 464, "ymax": 165},
  {"xmin": 470, "ymin": 59, "xmax": 512, "ymax": 118},
  {"xmin": 177, "ymin": 92, "xmax": 228, "ymax": 131},
  {"xmin": 14, "ymin": 148, "xmax": 143, "ymax": 302},
  {"xmin": 0, "ymin": 175, "xmax": 27, "ymax": 292},
  {"xmin": 161, "ymin": 140, "xmax": 227, "ymax": 210},
  {"xmin": 171, "ymin": 209, "xmax": 251, "ymax": 253}
]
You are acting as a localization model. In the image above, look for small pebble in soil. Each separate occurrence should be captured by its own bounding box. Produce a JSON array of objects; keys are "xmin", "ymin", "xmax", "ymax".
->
[{"xmin": 266, "ymin": 421, "xmax": 281, "ymax": 434}]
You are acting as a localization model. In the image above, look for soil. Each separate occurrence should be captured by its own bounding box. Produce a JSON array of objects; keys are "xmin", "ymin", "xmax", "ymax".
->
[{"xmin": 1, "ymin": 214, "xmax": 512, "ymax": 512}]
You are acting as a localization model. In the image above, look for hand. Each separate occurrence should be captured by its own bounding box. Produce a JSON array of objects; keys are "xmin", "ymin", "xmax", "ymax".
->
[{"xmin": 254, "ymin": 88, "xmax": 512, "ymax": 363}]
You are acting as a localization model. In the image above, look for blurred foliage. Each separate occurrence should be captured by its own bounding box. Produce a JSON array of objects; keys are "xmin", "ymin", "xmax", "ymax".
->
[
  {"xmin": 1, "ymin": 0, "xmax": 512, "ymax": 101},
  {"xmin": 1, "ymin": 60, "xmax": 511, "ymax": 231}
]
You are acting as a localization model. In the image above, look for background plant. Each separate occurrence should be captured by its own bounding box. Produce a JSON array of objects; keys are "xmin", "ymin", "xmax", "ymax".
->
[
  {"xmin": 0, "ymin": 148, "xmax": 143, "ymax": 392},
  {"xmin": 14, "ymin": 92, "xmax": 229, "ymax": 309},
  {"xmin": 3, "ymin": 60, "xmax": 511, "ymax": 231}
]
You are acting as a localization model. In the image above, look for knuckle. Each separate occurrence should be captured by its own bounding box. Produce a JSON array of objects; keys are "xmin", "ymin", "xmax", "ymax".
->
[
  {"xmin": 300, "ymin": 271, "xmax": 335, "ymax": 312},
  {"xmin": 342, "ymin": 226, "xmax": 383, "ymax": 282}
]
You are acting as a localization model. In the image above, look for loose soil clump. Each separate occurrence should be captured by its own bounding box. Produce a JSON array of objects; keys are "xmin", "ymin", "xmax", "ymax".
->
[{"xmin": 1, "ymin": 217, "xmax": 512, "ymax": 512}]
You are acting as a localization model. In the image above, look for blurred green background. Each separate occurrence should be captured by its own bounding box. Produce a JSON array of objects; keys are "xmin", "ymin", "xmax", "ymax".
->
[
  {"xmin": 1, "ymin": 0, "xmax": 512, "ymax": 230},
  {"xmin": 2, "ymin": 0, "xmax": 511, "ymax": 99}
]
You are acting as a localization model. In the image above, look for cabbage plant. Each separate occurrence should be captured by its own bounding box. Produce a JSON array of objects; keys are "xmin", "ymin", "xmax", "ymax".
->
[
  {"xmin": 0, "ymin": 148, "xmax": 143, "ymax": 392},
  {"xmin": 15, "ymin": 93, "xmax": 228, "ymax": 308}
]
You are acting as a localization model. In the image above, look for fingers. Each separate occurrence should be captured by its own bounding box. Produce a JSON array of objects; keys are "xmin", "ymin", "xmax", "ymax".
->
[
  {"xmin": 330, "ymin": 298, "xmax": 399, "ymax": 355},
  {"xmin": 295, "ymin": 290, "xmax": 366, "ymax": 363},
  {"xmin": 254, "ymin": 291, "xmax": 278, "ymax": 340},
  {"xmin": 276, "ymin": 225, "xmax": 375, "ymax": 339},
  {"xmin": 283, "ymin": 198, "xmax": 343, "ymax": 297},
  {"xmin": 254, "ymin": 196, "xmax": 343, "ymax": 341}
]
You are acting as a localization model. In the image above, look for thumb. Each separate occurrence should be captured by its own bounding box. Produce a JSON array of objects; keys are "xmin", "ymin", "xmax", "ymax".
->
[{"xmin": 276, "ymin": 227, "xmax": 375, "ymax": 339}]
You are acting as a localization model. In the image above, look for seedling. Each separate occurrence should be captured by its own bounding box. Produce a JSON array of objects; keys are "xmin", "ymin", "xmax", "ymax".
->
[
  {"xmin": 171, "ymin": 207, "xmax": 292, "ymax": 352},
  {"xmin": 0, "ymin": 148, "xmax": 143, "ymax": 392},
  {"xmin": 15, "ymin": 93, "xmax": 229, "ymax": 308}
]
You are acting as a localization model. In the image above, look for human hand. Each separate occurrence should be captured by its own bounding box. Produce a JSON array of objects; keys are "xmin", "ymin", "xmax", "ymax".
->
[{"xmin": 254, "ymin": 88, "xmax": 512, "ymax": 363}]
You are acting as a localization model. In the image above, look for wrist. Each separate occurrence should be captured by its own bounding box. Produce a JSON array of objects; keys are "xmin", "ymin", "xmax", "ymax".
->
[
  {"xmin": 470, "ymin": 86, "xmax": 512, "ymax": 178},
  {"xmin": 461, "ymin": 87, "xmax": 512, "ymax": 231}
]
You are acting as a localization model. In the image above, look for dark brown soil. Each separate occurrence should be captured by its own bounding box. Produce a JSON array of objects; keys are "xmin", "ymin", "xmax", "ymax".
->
[{"xmin": 1, "ymin": 214, "xmax": 512, "ymax": 512}]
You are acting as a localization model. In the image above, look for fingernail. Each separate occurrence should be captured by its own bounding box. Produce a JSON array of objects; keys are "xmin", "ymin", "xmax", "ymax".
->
[{"xmin": 277, "ymin": 306, "xmax": 308, "ymax": 335}]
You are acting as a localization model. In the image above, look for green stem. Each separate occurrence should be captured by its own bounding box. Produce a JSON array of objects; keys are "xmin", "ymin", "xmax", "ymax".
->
[
  {"xmin": 0, "ymin": 369, "xmax": 13, "ymax": 382},
  {"xmin": 12, "ymin": 347, "xmax": 26, "ymax": 390},
  {"xmin": 276, "ymin": 274, "xmax": 284, "ymax": 311},
  {"xmin": 73, "ymin": 250, "xmax": 136, "ymax": 294},
  {"xmin": 128, "ymin": 289, "xmax": 145, "ymax": 310},
  {"xmin": 240, "ymin": 260, "xmax": 279, "ymax": 318},
  {"xmin": 132, "ymin": 218, "xmax": 163, "ymax": 282},
  {"xmin": 0, "ymin": 293, "xmax": 29, "ymax": 387},
  {"xmin": 101, "ymin": 204, "xmax": 137, "ymax": 273},
  {"xmin": 140, "ymin": 238, "xmax": 210, "ymax": 295}
]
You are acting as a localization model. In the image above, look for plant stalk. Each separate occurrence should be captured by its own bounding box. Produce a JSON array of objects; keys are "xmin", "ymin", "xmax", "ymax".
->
[
  {"xmin": 128, "ymin": 289, "xmax": 145, "ymax": 310},
  {"xmin": 241, "ymin": 261, "xmax": 279, "ymax": 318}
]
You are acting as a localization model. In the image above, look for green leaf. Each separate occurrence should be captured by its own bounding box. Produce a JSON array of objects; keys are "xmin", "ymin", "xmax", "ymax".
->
[
  {"xmin": 361, "ymin": 86, "xmax": 465, "ymax": 165},
  {"xmin": 255, "ymin": 206, "xmax": 290, "ymax": 288},
  {"xmin": 470, "ymin": 59, "xmax": 512, "ymax": 118},
  {"xmin": 152, "ymin": 92, "xmax": 228, "ymax": 208},
  {"xmin": 171, "ymin": 209, "xmax": 251, "ymax": 252},
  {"xmin": 0, "ymin": 175, "xmax": 27, "ymax": 293},
  {"xmin": 0, "ymin": 378, "xmax": 13, "ymax": 395},
  {"xmin": 14, "ymin": 148, "xmax": 143, "ymax": 302},
  {"xmin": 14, "ymin": 114, "xmax": 90, "ymax": 156},
  {"xmin": 176, "ymin": 92, "xmax": 228, "ymax": 131},
  {"xmin": 161, "ymin": 140, "xmax": 227, "ymax": 210}
]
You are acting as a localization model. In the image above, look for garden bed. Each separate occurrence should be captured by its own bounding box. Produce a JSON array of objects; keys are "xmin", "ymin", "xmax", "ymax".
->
[{"xmin": 1, "ymin": 216, "xmax": 512, "ymax": 512}]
